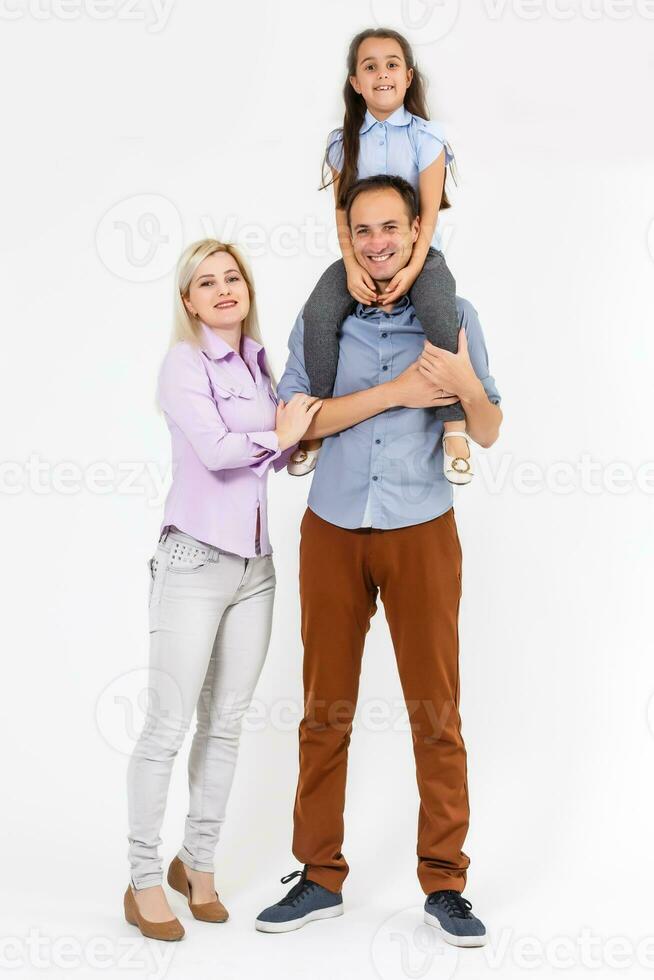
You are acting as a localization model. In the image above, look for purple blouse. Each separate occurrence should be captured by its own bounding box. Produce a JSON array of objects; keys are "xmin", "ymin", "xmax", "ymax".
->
[{"xmin": 157, "ymin": 321, "xmax": 293, "ymax": 557}]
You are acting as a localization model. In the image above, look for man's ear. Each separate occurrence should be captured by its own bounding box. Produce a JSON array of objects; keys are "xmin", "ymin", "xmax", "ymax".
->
[{"xmin": 411, "ymin": 215, "xmax": 421, "ymax": 244}]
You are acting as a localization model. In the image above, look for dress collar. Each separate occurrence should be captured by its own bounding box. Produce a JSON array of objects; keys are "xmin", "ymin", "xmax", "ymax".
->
[{"xmin": 360, "ymin": 105, "xmax": 413, "ymax": 135}]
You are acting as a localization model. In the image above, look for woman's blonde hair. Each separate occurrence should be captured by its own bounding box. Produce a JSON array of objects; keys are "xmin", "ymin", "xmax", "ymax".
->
[{"xmin": 156, "ymin": 238, "xmax": 275, "ymax": 411}]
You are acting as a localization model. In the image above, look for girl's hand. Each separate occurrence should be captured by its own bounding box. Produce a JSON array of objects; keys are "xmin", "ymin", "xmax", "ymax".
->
[
  {"xmin": 274, "ymin": 393, "xmax": 323, "ymax": 450},
  {"xmin": 417, "ymin": 328, "xmax": 480, "ymax": 401},
  {"xmin": 378, "ymin": 264, "xmax": 420, "ymax": 306},
  {"xmin": 346, "ymin": 264, "xmax": 378, "ymax": 306}
]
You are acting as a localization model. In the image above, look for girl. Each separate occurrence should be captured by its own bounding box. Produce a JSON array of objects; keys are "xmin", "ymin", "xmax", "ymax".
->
[
  {"xmin": 288, "ymin": 28, "xmax": 473, "ymax": 485},
  {"xmin": 124, "ymin": 239, "xmax": 321, "ymax": 941}
]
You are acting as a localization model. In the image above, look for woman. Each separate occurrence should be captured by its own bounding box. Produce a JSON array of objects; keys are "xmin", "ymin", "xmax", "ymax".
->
[{"xmin": 124, "ymin": 238, "xmax": 321, "ymax": 941}]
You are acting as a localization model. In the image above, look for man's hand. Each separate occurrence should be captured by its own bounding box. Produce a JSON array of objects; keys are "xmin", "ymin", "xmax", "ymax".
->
[
  {"xmin": 417, "ymin": 327, "xmax": 482, "ymax": 402},
  {"xmin": 389, "ymin": 360, "xmax": 459, "ymax": 410},
  {"xmin": 346, "ymin": 263, "xmax": 378, "ymax": 306},
  {"xmin": 378, "ymin": 264, "xmax": 420, "ymax": 307}
]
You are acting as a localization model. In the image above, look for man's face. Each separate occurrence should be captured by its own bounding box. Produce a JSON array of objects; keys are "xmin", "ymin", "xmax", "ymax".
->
[{"xmin": 349, "ymin": 187, "xmax": 419, "ymax": 287}]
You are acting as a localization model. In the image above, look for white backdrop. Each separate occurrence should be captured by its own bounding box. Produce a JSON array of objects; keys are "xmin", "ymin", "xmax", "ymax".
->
[{"xmin": 2, "ymin": 0, "xmax": 653, "ymax": 978}]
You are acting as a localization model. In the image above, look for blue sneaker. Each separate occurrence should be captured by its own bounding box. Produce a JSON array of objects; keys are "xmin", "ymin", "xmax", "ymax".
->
[
  {"xmin": 255, "ymin": 866, "xmax": 343, "ymax": 933},
  {"xmin": 424, "ymin": 889, "xmax": 487, "ymax": 947}
]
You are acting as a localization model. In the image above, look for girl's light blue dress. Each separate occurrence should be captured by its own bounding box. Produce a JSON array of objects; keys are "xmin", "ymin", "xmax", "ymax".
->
[{"xmin": 326, "ymin": 105, "xmax": 454, "ymax": 251}]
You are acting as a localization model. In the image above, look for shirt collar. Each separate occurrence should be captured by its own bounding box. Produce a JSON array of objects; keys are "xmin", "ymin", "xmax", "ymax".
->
[
  {"xmin": 360, "ymin": 105, "xmax": 412, "ymax": 135},
  {"xmin": 356, "ymin": 292, "xmax": 411, "ymax": 320},
  {"xmin": 199, "ymin": 321, "xmax": 264, "ymax": 363}
]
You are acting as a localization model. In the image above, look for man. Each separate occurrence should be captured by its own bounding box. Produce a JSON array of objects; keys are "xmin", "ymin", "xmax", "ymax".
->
[{"xmin": 255, "ymin": 174, "xmax": 502, "ymax": 945}]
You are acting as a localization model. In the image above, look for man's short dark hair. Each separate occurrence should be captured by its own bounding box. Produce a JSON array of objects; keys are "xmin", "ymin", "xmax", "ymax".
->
[{"xmin": 344, "ymin": 174, "xmax": 419, "ymax": 228}]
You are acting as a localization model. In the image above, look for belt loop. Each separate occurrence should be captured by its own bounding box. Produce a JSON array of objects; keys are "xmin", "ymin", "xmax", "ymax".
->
[{"xmin": 160, "ymin": 526, "xmax": 170, "ymax": 544}]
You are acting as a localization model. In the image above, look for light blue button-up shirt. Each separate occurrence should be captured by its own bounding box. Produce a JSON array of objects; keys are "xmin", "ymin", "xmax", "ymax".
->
[
  {"xmin": 326, "ymin": 106, "xmax": 454, "ymax": 250},
  {"xmin": 277, "ymin": 295, "xmax": 501, "ymax": 531}
]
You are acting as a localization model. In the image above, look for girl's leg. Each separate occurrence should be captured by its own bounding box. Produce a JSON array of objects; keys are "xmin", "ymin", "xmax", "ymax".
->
[
  {"xmin": 291, "ymin": 259, "xmax": 356, "ymax": 461},
  {"xmin": 443, "ymin": 420, "xmax": 470, "ymax": 464},
  {"xmin": 410, "ymin": 249, "xmax": 468, "ymax": 460},
  {"xmin": 177, "ymin": 554, "xmax": 276, "ymax": 890},
  {"xmin": 303, "ymin": 258, "xmax": 356, "ymax": 399},
  {"xmin": 410, "ymin": 248, "xmax": 466, "ymax": 425},
  {"xmin": 126, "ymin": 542, "xmax": 236, "ymax": 900}
]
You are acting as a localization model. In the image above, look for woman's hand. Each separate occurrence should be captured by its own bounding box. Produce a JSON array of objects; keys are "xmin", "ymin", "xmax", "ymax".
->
[
  {"xmin": 417, "ymin": 327, "xmax": 481, "ymax": 402},
  {"xmin": 346, "ymin": 262, "xmax": 378, "ymax": 306},
  {"xmin": 275, "ymin": 393, "xmax": 323, "ymax": 450},
  {"xmin": 389, "ymin": 360, "xmax": 459, "ymax": 410},
  {"xmin": 377, "ymin": 263, "xmax": 420, "ymax": 307}
]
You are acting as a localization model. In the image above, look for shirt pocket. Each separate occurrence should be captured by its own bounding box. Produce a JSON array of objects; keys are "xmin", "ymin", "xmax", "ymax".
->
[{"xmin": 210, "ymin": 376, "xmax": 255, "ymax": 401}]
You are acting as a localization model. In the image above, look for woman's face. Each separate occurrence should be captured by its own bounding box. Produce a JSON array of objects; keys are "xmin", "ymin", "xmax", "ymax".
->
[
  {"xmin": 349, "ymin": 37, "xmax": 413, "ymax": 117},
  {"xmin": 183, "ymin": 251, "xmax": 250, "ymax": 329}
]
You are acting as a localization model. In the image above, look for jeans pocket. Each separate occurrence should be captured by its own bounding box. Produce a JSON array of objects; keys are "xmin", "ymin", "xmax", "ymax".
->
[
  {"xmin": 147, "ymin": 556, "xmax": 156, "ymax": 603},
  {"xmin": 166, "ymin": 539, "xmax": 215, "ymax": 574},
  {"xmin": 147, "ymin": 545, "xmax": 170, "ymax": 631}
]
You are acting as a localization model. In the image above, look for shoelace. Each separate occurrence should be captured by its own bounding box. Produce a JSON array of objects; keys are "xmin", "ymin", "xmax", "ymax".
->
[
  {"xmin": 427, "ymin": 889, "xmax": 473, "ymax": 918},
  {"xmin": 278, "ymin": 867, "xmax": 316, "ymax": 907}
]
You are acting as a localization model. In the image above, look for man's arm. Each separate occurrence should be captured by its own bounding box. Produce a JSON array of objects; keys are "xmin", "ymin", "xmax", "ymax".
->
[
  {"xmin": 418, "ymin": 299, "xmax": 503, "ymax": 449},
  {"xmin": 304, "ymin": 385, "xmax": 396, "ymax": 440},
  {"xmin": 277, "ymin": 310, "xmax": 459, "ymax": 440},
  {"xmin": 457, "ymin": 377, "xmax": 502, "ymax": 449}
]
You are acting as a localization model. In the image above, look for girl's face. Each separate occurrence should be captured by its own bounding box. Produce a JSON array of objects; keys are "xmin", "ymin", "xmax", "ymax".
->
[
  {"xmin": 183, "ymin": 251, "xmax": 250, "ymax": 330},
  {"xmin": 349, "ymin": 37, "xmax": 413, "ymax": 118}
]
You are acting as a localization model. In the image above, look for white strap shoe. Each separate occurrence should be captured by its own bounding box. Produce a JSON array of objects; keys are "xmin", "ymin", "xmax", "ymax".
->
[
  {"xmin": 287, "ymin": 447, "xmax": 321, "ymax": 476},
  {"xmin": 442, "ymin": 431, "xmax": 473, "ymax": 485}
]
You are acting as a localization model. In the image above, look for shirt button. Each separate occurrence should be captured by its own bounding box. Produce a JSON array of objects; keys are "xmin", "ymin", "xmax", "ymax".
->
[
  {"xmin": 381, "ymin": 332, "xmax": 388, "ymax": 338},
  {"xmin": 372, "ymin": 475, "xmax": 379, "ymax": 481},
  {"xmin": 375, "ymin": 439, "xmax": 381, "ymax": 445},
  {"xmin": 382, "ymin": 365, "xmax": 388, "ymax": 371}
]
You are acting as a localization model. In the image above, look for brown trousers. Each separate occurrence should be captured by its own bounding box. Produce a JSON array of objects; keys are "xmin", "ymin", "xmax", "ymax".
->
[{"xmin": 292, "ymin": 506, "xmax": 471, "ymax": 895}]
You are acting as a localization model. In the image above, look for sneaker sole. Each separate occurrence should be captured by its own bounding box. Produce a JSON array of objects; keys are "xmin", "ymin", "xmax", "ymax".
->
[
  {"xmin": 423, "ymin": 911, "xmax": 487, "ymax": 947},
  {"xmin": 255, "ymin": 904, "xmax": 343, "ymax": 933}
]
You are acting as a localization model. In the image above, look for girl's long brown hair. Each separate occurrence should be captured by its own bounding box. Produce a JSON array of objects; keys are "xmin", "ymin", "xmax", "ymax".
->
[{"xmin": 321, "ymin": 28, "xmax": 452, "ymax": 212}]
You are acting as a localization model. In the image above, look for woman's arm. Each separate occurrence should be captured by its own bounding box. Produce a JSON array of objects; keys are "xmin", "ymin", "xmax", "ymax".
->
[{"xmin": 158, "ymin": 345, "xmax": 281, "ymax": 474}]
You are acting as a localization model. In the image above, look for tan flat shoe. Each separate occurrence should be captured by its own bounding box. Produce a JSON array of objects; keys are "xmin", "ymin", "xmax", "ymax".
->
[
  {"xmin": 167, "ymin": 856, "xmax": 229, "ymax": 923},
  {"xmin": 123, "ymin": 885, "xmax": 185, "ymax": 941}
]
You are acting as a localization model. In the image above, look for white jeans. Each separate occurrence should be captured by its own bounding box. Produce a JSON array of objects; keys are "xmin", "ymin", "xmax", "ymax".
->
[{"xmin": 126, "ymin": 526, "xmax": 275, "ymax": 889}]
